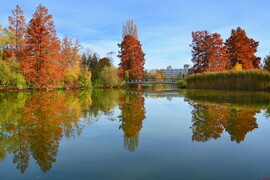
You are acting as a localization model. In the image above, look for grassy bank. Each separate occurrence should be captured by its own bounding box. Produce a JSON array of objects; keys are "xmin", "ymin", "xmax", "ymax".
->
[{"xmin": 186, "ymin": 70, "xmax": 270, "ymax": 91}]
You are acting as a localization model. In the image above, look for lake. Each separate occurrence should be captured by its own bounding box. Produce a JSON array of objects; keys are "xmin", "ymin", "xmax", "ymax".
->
[{"xmin": 0, "ymin": 88, "xmax": 270, "ymax": 180}]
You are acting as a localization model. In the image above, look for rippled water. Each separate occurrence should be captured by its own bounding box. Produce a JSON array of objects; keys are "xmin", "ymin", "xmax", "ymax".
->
[{"xmin": 0, "ymin": 89, "xmax": 270, "ymax": 180}]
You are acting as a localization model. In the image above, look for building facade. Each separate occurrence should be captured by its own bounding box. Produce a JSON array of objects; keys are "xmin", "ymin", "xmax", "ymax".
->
[{"xmin": 161, "ymin": 65, "xmax": 190, "ymax": 78}]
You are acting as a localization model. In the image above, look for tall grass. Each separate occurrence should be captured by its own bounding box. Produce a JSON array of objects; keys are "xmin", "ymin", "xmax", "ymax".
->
[{"xmin": 186, "ymin": 70, "xmax": 270, "ymax": 91}]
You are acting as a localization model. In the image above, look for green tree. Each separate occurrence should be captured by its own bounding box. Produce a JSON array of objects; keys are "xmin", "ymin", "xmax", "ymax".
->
[
  {"xmin": 0, "ymin": 25, "xmax": 15, "ymax": 60},
  {"xmin": 99, "ymin": 66, "xmax": 124, "ymax": 88},
  {"xmin": 0, "ymin": 59, "xmax": 26, "ymax": 89},
  {"xmin": 78, "ymin": 69, "xmax": 92, "ymax": 89}
]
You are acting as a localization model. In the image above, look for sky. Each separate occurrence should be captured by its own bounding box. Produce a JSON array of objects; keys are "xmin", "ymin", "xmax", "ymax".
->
[{"xmin": 1, "ymin": 0, "xmax": 270, "ymax": 69}]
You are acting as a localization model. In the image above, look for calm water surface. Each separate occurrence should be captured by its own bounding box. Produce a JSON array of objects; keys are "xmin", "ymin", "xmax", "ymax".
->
[{"xmin": 1, "ymin": 88, "xmax": 270, "ymax": 180}]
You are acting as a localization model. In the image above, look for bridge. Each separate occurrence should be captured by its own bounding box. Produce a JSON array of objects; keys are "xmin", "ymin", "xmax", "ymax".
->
[
  {"xmin": 126, "ymin": 78, "xmax": 180, "ymax": 85},
  {"xmin": 127, "ymin": 90, "xmax": 184, "ymax": 98}
]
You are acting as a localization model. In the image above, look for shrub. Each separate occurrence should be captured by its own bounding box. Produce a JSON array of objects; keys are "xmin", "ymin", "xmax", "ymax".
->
[
  {"xmin": 78, "ymin": 70, "xmax": 92, "ymax": 89},
  {"xmin": 178, "ymin": 79, "xmax": 187, "ymax": 88},
  {"xmin": 0, "ymin": 59, "xmax": 26, "ymax": 89},
  {"xmin": 99, "ymin": 66, "xmax": 124, "ymax": 88}
]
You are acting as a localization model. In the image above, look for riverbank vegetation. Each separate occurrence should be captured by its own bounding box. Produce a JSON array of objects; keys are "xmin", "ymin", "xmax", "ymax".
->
[
  {"xmin": 187, "ymin": 70, "xmax": 270, "ymax": 91},
  {"xmin": 1, "ymin": 5, "xmax": 145, "ymax": 90},
  {"xmin": 188, "ymin": 27, "xmax": 270, "ymax": 91}
]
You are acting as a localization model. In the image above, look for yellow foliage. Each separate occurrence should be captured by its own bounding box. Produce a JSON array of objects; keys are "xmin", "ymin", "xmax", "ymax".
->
[
  {"xmin": 63, "ymin": 60, "xmax": 81, "ymax": 84},
  {"xmin": 232, "ymin": 63, "xmax": 243, "ymax": 71}
]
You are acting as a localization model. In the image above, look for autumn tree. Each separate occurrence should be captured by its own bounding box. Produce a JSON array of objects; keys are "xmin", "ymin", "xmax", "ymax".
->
[
  {"xmin": 61, "ymin": 37, "xmax": 81, "ymax": 69},
  {"xmin": 122, "ymin": 19, "xmax": 138, "ymax": 39},
  {"xmin": 8, "ymin": 5, "xmax": 26, "ymax": 60},
  {"xmin": 190, "ymin": 31, "xmax": 228, "ymax": 73},
  {"xmin": 118, "ymin": 34, "xmax": 145, "ymax": 80},
  {"xmin": 226, "ymin": 27, "xmax": 261, "ymax": 69},
  {"xmin": 60, "ymin": 37, "xmax": 83, "ymax": 88},
  {"xmin": 144, "ymin": 69, "xmax": 164, "ymax": 79},
  {"xmin": 22, "ymin": 4, "xmax": 63, "ymax": 89}
]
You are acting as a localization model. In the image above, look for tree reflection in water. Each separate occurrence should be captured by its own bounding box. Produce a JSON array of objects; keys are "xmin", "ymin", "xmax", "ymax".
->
[
  {"xmin": 0, "ymin": 89, "xmax": 269, "ymax": 174},
  {"xmin": 186, "ymin": 90, "xmax": 266, "ymax": 143},
  {"xmin": 0, "ymin": 90, "xmax": 127, "ymax": 173},
  {"xmin": 0, "ymin": 91, "xmax": 94, "ymax": 173},
  {"xmin": 190, "ymin": 103, "xmax": 259, "ymax": 143},
  {"xmin": 118, "ymin": 94, "xmax": 146, "ymax": 152}
]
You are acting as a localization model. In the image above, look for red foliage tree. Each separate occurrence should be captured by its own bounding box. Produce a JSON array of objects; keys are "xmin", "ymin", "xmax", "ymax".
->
[
  {"xmin": 118, "ymin": 34, "xmax": 145, "ymax": 80},
  {"xmin": 22, "ymin": 4, "xmax": 63, "ymax": 89},
  {"xmin": 226, "ymin": 27, "xmax": 261, "ymax": 69},
  {"xmin": 7, "ymin": 5, "xmax": 26, "ymax": 60},
  {"xmin": 190, "ymin": 31, "xmax": 228, "ymax": 73}
]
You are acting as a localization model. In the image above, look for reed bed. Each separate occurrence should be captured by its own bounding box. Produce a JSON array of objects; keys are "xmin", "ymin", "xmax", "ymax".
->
[{"xmin": 186, "ymin": 70, "xmax": 270, "ymax": 91}]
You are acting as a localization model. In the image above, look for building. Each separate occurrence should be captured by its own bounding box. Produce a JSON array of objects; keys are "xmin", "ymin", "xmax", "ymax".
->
[{"xmin": 161, "ymin": 65, "xmax": 190, "ymax": 78}]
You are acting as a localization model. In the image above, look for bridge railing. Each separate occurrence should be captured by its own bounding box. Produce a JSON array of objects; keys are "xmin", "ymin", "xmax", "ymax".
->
[{"xmin": 127, "ymin": 78, "xmax": 181, "ymax": 83}]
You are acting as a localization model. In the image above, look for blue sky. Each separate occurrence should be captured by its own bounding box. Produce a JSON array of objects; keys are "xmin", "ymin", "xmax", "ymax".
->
[{"xmin": 1, "ymin": 0, "xmax": 270, "ymax": 69}]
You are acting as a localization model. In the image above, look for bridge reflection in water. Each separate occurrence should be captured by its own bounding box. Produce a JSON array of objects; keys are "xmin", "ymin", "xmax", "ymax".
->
[
  {"xmin": 127, "ymin": 90, "xmax": 184, "ymax": 99},
  {"xmin": 126, "ymin": 78, "xmax": 180, "ymax": 85},
  {"xmin": 1, "ymin": 89, "xmax": 270, "ymax": 177}
]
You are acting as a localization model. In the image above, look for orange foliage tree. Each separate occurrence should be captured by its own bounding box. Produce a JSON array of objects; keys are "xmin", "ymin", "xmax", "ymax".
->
[
  {"xmin": 118, "ymin": 34, "xmax": 145, "ymax": 80},
  {"xmin": 7, "ymin": 5, "xmax": 26, "ymax": 60},
  {"xmin": 226, "ymin": 27, "xmax": 261, "ymax": 69},
  {"xmin": 22, "ymin": 4, "xmax": 63, "ymax": 89},
  {"xmin": 190, "ymin": 31, "xmax": 228, "ymax": 73}
]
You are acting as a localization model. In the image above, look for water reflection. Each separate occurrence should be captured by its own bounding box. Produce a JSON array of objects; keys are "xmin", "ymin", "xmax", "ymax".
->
[
  {"xmin": 186, "ymin": 90, "xmax": 270, "ymax": 143},
  {"xmin": 189, "ymin": 102, "xmax": 259, "ymax": 143},
  {"xmin": 0, "ymin": 90, "xmax": 123, "ymax": 173},
  {"xmin": 118, "ymin": 94, "xmax": 146, "ymax": 152},
  {"xmin": 0, "ymin": 89, "xmax": 270, "ymax": 175}
]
